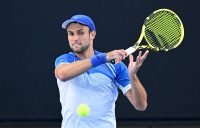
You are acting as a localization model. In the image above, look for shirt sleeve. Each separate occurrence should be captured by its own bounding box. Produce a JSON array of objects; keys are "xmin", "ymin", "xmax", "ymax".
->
[
  {"xmin": 55, "ymin": 53, "xmax": 75, "ymax": 67},
  {"xmin": 115, "ymin": 62, "xmax": 131, "ymax": 94}
]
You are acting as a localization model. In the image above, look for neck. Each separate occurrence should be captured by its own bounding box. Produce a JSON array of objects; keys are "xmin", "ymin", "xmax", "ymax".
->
[{"xmin": 75, "ymin": 47, "xmax": 95, "ymax": 60}]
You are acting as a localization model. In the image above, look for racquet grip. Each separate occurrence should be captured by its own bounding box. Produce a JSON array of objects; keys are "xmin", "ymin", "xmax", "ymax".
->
[
  {"xmin": 110, "ymin": 47, "xmax": 136, "ymax": 64},
  {"xmin": 126, "ymin": 47, "xmax": 136, "ymax": 55}
]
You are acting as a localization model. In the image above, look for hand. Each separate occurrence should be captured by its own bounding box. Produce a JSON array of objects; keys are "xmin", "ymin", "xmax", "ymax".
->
[
  {"xmin": 106, "ymin": 49, "xmax": 127, "ymax": 63},
  {"xmin": 128, "ymin": 50, "xmax": 149, "ymax": 76}
]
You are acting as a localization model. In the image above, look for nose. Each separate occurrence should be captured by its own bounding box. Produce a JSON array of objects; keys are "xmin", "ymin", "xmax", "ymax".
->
[{"xmin": 72, "ymin": 34, "xmax": 79, "ymax": 41}]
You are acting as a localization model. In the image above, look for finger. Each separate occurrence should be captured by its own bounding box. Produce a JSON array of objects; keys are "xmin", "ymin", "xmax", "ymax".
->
[
  {"xmin": 136, "ymin": 55, "xmax": 140, "ymax": 65},
  {"xmin": 135, "ymin": 52, "xmax": 140, "ymax": 63},
  {"xmin": 115, "ymin": 52, "xmax": 124, "ymax": 63},
  {"xmin": 118, "ymin": 50, "xmax": 127, "ymax": 60},
  {"xmin": 122, "ymin": 49, "xmax": 128, "ymax": 57},
  {"xmin": 141, "ymin": 50, "xmax": 149, "ymax": 62},
  {"xmin": 139, "ymin": 51, "xmax": 142, "ymax": 58},
  {"xmin": 137, "ymin": 51, "xmax": 142, "ymax": 64},
  {"xmin": 115, "ymin": 56, "xmax": 121, "ymax": 63},
  {"xmin": 129, "ymin": 54, "xmax": 134, "ymax": 62}
]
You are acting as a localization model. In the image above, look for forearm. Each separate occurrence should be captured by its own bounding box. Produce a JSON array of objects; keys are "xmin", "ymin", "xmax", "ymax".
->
[
  {"xmin": 130, "ymin": 74, "xmax": 147, "ymax": 110},
  {"xmin": 55, "ymin": 58, "xmax": 92, "ymax": 81},
  {"xmin": 55, "ymin": 52, "xmax": 108, "ymax": 81}
]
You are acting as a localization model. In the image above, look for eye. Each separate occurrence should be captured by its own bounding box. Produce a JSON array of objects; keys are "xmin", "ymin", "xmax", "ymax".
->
[
  {"xmin": 78, "ymin": 31, "xmax": 84, "ymax": 35},
  {"xmin": 67, "ymin": 32, "xmax": 73, "ymax": 36}
]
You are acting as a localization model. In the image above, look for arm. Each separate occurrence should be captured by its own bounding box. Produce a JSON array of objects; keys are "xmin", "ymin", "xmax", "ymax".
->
[
  {"xmin": 55, "ymin": 58, "xmax": 92, "ymax": 81},
  {"xmin": 55, "ymin": 50, "xmax": 127, "ymax": 81},
  {"xmin": 125, "ymin": 50, "xmax": 149, "ymax": 111},
  {"xmin": 126, "ymin": 75, "xmax": 147, "ymax": 111}
]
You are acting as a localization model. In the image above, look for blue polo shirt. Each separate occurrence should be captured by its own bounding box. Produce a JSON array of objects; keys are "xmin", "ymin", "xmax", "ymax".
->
[{"xmin": 55, "ymin": 51, "xmax": 131, "ymax": 128}]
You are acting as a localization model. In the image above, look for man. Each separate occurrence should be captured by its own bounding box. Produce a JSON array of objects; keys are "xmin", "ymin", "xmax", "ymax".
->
[{"xmin": 55, "ymin": 14, "xmax": 149, "ymax": 128}]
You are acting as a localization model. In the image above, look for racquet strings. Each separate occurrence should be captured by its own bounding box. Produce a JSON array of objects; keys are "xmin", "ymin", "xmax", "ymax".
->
[{"xmin": 144, "ymin": 10, "xmax": 184, "ymax": 51}]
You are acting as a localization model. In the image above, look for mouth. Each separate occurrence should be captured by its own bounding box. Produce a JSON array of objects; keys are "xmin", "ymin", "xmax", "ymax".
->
[
  {"xmin": 72, "ymin": 44, "xmax": 81, "ymax": 49},
  {"xmin": 73, "ymin": 43, "xmax": 80, "ymax": 46},
  {"xmin": 71, "ymin": 43, "xmax": 81, "ymax": 51},
  {"xmin": 72, "ymin": 42, "xmax": 81, "ymax": 46}
]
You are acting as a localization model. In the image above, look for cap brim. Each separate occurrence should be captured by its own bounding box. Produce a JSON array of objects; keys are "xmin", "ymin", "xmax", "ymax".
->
[
  {"xmin": 62, "ymin": 19, "xmax": 76, "ymax": 29},
  {"xmin": 62, "ymin": 19, "xmax": 87, "ymax": 29}
]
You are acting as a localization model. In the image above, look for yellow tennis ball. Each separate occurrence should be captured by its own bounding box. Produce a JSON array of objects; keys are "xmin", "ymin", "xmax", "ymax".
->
[{"xmin": 77, "ymin": 103, "xmax": 90, "ymax": 117}]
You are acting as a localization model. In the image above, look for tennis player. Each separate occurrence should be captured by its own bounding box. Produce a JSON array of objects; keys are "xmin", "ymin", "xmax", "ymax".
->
[{"xmin": 55, "ymin": 14, "xmax": 149, "ymax": 128}]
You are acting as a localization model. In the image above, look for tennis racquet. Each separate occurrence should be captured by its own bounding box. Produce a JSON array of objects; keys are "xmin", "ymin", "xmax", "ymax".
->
[{"xmin": 111, "ymin": 8, "xmax": 184, "ymax": 63}]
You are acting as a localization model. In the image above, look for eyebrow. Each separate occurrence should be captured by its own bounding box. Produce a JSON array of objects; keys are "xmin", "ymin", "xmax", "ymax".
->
[{"xmin": 67, "ymin": 29, "xmax": 84, "ymax": 33}]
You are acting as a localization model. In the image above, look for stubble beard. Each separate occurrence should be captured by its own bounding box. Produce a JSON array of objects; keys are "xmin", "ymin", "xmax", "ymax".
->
[{"xmin": 71, "ymin": 42, "xmax": 90, "ymax": 54}]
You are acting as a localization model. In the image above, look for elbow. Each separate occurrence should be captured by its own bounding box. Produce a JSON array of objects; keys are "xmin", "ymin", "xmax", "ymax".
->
[
  {"xmin": 135, "ymin": 102, "xmax": 148, "ymax": 111},
  {"xmin": 57, "ymin": 74, "xmax": 67, "ymax": 82},
  {"xmin": 55, "ymin": 70, "xmax": 68, "ymax": 82}
]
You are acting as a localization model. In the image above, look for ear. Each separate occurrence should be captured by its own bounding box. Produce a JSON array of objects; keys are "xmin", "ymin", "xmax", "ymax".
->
[{"xmin": 90, "ymin": 31, "xmax": 96, "ymax": 40}]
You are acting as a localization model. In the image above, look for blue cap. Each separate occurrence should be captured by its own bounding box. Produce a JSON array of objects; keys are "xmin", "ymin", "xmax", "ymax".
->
[{"xmin": 62, "ymin": 15, "xmax": 96, "ymax": 31}]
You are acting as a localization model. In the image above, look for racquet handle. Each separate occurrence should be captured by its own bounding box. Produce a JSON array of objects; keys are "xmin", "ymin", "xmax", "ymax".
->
[
  {"xmin": 125, "ymin": 47, "xmax": 137, "ymax": 55},
  {"xmin": 110, "ymin": 47, "xmax": 136, "ymax": 64}
]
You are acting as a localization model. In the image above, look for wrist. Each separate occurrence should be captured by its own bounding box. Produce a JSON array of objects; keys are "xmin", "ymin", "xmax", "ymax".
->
[
  {"xmin": 90, "ymin": 53, "xmax": 107, "ymax": 67},
  {"xmin": 129, "ymin": 74, "xmax": 138, "ymax": 81}
]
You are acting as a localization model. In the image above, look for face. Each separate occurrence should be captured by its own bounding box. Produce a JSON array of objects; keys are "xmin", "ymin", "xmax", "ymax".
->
[{"xmin": 67, "ymin": 23, "xmax": 95, "ymax": 53}]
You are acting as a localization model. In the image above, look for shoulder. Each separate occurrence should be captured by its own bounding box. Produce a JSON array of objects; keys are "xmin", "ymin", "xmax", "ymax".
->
[
  {"xmin": 56, "ymin": 52, "xmax": 75, "ymax": 60},
  {"xmin": 55, "ymin": 52, "xmax": 75, "ymax": 67},
  {"xmin": 94, "ymin": 50, "xmax": 104, "ymax": 55}
]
